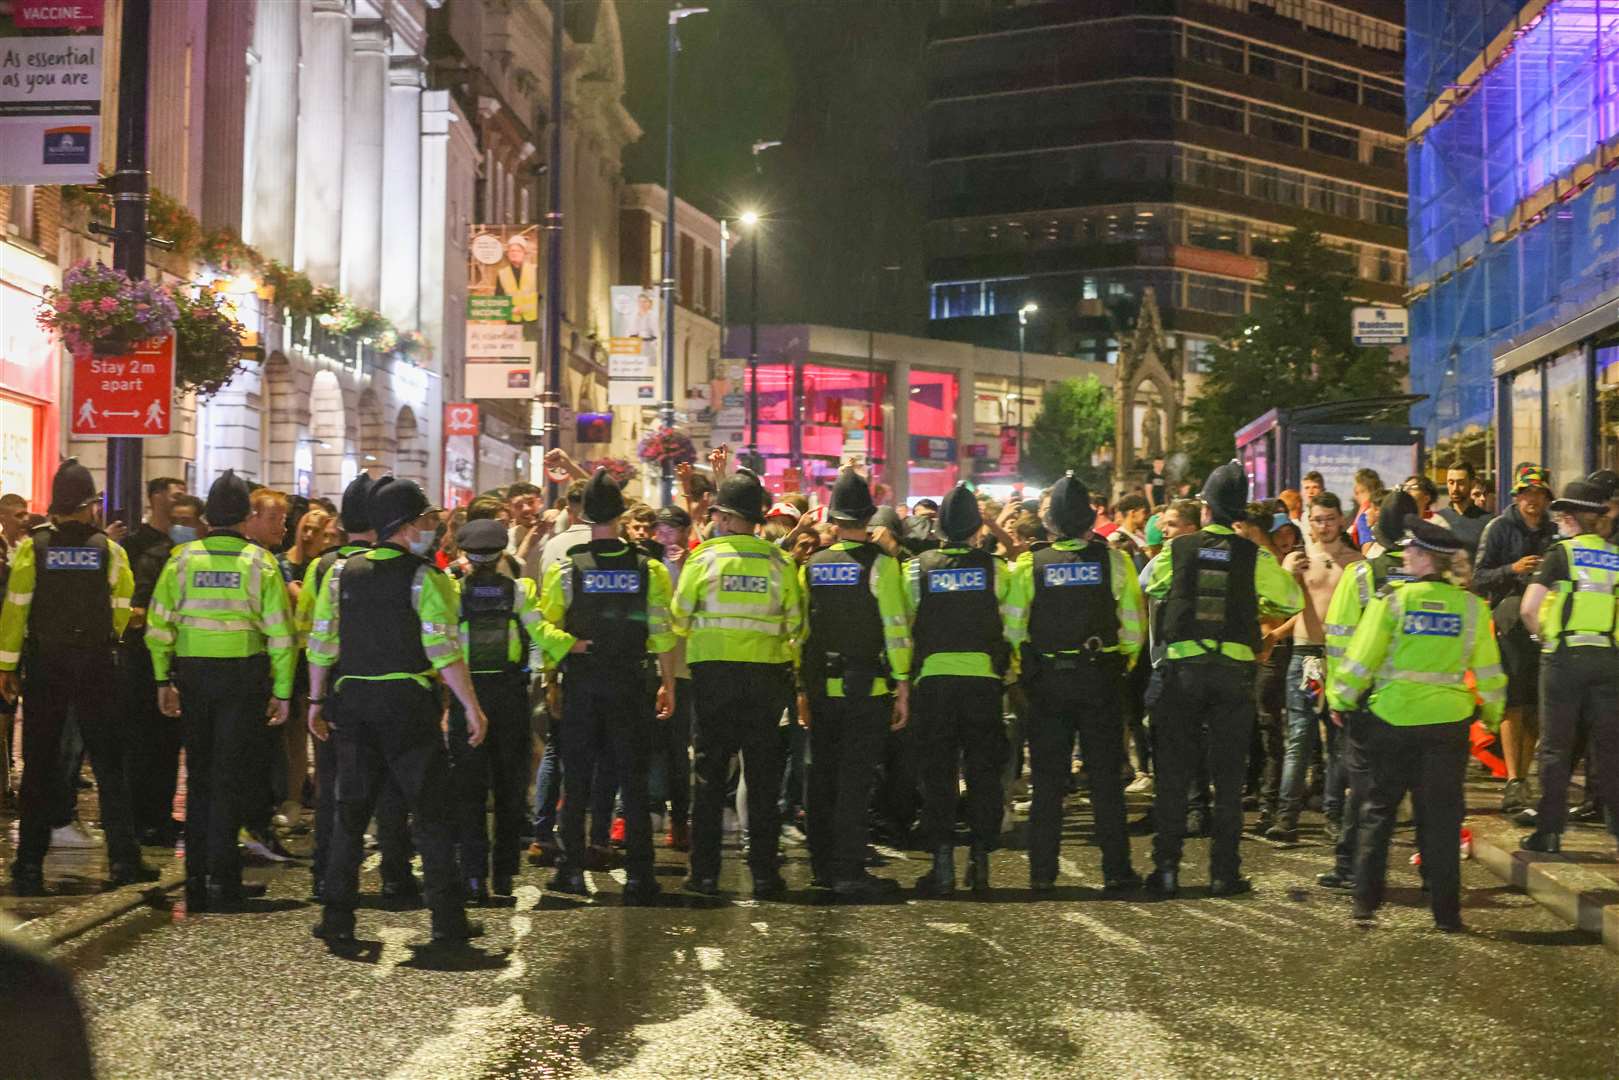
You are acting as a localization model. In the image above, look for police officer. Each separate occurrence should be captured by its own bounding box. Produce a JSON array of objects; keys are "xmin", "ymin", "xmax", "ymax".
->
[
  {"xmin": 147, "ymin": 470, "xmax": 297, "ymax": 909},
  {"xmin": 307, "ymin": 477, "xmax": 486, "ymax": 946},
  {"xmin": 0, "ymin": 459, "xmax": 150, "ymax": 895},
  {"xmin": 1328, "ymin": 519, "xmax": 1505, "ymax": 930},
  {"xmin": 671, "ymin": 468, "xmax": 803, "ymax": 899},
  {"xmin": 1316, "ymin": 489, "xmax": 1419, "ymax": 891},
  {"xmin": 537, "ymin": 470, "xmax": 676, "ymax": 902},
  {"xmin": 452, "ymin": 517, "xmax": 559, "ymax": 903},
  {"xmin": 797, "ymin": 469, "xmax": 911, "ymax": 902},
  {"xmin": 1006, "ymin": 474, "xmax": 1146, "ymax": 894},
  {"xmin": 909, "ymin": 483, "xmax": 1014, "ymax": 896},
  {"xmin": 1143, "ymin": 461, "xmax": 1302, "ymax": 897},
  {"xmin": 294, "ymin": 474, "xmax": 414, "ymax": 902},
  {"xmin": 1518, "ymin": 479, "xmax": 1619, "ymax": 853}
]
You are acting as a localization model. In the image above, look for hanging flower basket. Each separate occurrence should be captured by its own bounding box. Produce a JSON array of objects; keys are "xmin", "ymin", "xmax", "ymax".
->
[
  {"xmin": 585, "ymin": 456, "xmax": 640, "ymax": 486},
  {"xmin": 172, "ymin": 286, "xmax": 248, "ymax": 400},
  {"xmin": 36, "ymin": 261, "xmax": 177, "ymax": 357},
  {"xmin": 637, "ymin": 426, "xmax": 698, "ymax": 467}
]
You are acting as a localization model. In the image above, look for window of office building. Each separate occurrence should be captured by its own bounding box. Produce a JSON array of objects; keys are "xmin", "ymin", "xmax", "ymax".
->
[
  {"xmin": 1509, "ymin": 364, "xmax": 1543, "ymax": 470},
  {"xmin": 1600, "ymin": 346, "xmax": 1619, "ymax": 473},
  {"xmin": 745, "ymin": 362, "xmax": 889, "ymax": 498},
  {"xmin": 1544, "ymin": 349, "xmax": 1589, "ymax": 491},
  {"xmin": 908, "ymin": 369, "xmax": 959, "ymax": 497}
]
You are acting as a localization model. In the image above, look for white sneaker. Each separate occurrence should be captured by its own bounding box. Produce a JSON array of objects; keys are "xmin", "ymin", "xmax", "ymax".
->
[
  {"xmin": 239, "ymin": 829, "xmax": 293, "ymax": 863},
  {"xmin": 1125, "ymin": 774, "xmax": 1155, "ymax": 795},
  {"xmin": 51, "ymin": 822, "xmax": 100, "ymax": 849}
]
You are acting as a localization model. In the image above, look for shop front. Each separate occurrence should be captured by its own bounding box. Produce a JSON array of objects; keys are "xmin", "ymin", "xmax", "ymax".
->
[
  {"xmin": 745, "ymin": 361, "xmax": 891, "ymax": 502},
  {"xmin": 0, "ymin": 244, "xmax": 62, "ymax": 509},
  {"xmin": 1493, "ymin": 332, "xmax": 1607, "ymax": 494}
]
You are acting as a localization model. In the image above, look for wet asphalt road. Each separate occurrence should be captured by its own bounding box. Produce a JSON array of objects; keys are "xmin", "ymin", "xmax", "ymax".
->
[{"xmin": 56, "ymin": 804, "xmax": 1619, "ymax": 1080}]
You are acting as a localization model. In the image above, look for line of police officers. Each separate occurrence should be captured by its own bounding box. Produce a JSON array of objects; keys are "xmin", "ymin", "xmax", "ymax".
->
[{"xmin": 5, "ymin": 454, "xmax": 1615, "ymax": 941}]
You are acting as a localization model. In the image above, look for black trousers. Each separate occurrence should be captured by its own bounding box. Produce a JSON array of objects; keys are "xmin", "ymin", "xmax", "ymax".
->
[
  {"xmin": 1151, "ymin": 659, "xmax": 1254, "ymax": 879},
  {"xmin": 15, "ymin": 645, "xmax": 139, "ymax": 871},
  {"xmin": 914, "ymin": 675, "xmax": 1007, "ymax": 852},
  {"xmin": 557, "ymin": 661, "xmax": 656, "ymax": 879},
  {"xmin": 1536, "ymin": 647, "xmax": 1619, "ymax": 839},
  {"xmin": 1332, "ymin": 712, "xmax": 1372, "ymax": 876},
  {"xmin": 448, "ymin": 671, "xmax": 533, "ymax": 881},
  {"xmin": 1253, "ymin": 645, "xmax": 1290, "ymax": 816},
  {"xmin": 689, "ymin": 661, "xmax": 792, "ymax": 882},
  {"xmin": 1354, "ymin": 718, "xmax": 1467, "ymax": 924},
  {"xmin": 175, "ymin": 655, "xmax": 269, "ymax": 887},
  {"xmin": 120, "ymin": 634, "xmax": 182, "ymax": 834},
  {"xmin": 323, "ymin": 680, "xmax": 461, "ymax": 929},
  {"xmin": 312, "ymin": 719, "xmax": 412, "ymax": 887},
  {"xmin": 1025, "ymin": 658, "xmax": 1132, "ymax": 881},
  {"xmin": 651, "ymin": 676, "xmax": 693, "ymax": 829},
  {"xmin": 805, "ymin": 693, "xmax": 890, "ymax": 882}
]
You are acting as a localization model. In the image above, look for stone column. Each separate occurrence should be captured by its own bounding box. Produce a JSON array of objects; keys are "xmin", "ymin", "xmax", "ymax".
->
[
  {"xmin": 296, "ymin": 0, "xmax": 350, "ymax": 285},
  {"xmin": 340, "ymin": 20, "xmax": 388, "ymax": 309},
  {"xmin": 380, "ymin": 55, "xmax": 423, "ymax": 330},
  {"xmin": 246, "ymin": 0, "xmax": 299, "ymax": 261}
]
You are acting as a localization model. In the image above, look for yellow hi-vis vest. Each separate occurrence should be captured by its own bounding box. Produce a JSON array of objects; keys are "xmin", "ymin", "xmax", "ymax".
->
[{"xmin": 1538, "ymin": 534, "xmax": 1619, "ymax": 652}]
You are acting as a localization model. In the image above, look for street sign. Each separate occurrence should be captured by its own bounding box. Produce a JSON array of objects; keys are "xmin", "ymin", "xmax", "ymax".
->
[
  {"xmin": 1351, "ymin": 306, "xmax": 1408, "ymax": 346},
  {"xmin": 444, "ymin": 402, "xmax": 479, "ymax": 437},
  {"xmin": 70, "ymin": 336, "xmax": 173, "ymax": 438}
]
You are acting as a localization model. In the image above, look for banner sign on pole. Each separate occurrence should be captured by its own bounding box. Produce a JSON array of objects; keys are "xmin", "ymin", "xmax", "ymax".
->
[
  {"xmin": 70, "ymin": 336, "xmax": 174, "ymax": 438},
  {"xmin": 465, "ymin": 225, "xmax": 540, "ymax": 398},
  {"xmin": 608, "ymin": 285, "xmax": 660, "ymax": 406},
  {"xmin": 0, "ymin": 3, "xmax": 106, "ymax": 184}
]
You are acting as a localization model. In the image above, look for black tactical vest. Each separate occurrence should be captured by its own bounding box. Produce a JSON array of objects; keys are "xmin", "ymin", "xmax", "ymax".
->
[
  {"xmin": 803, "ymin": 543, "xmax": 886, "ymax": 683},
  {"xmin": 1369, "ymin": 550, "xmax": 1410, "ymax": 595},
  {"xmin": 1028, "ymin": 540, "xmax": 1118, "ymax": 653},
  {"xmin": 28, "ymin": 523, "xmax": 114, "ymax": 649},
  {"xmin": 461, "ymin": 570, "xmax": 521, "ymax": 673},
  {"xmin": 1159, "ymin": 529, "xmax": 1260, "ymax": 656},
  {"xmin": 335, "ymin": 551, "xmax": 432, "ymax": 677},
  {"xmin": 913, "ymin": 547, "xmax": 1003, "ymax": 668},
  {"xmin": 566, "ymin": 544, "xmax": 650, "ymax": 659}
]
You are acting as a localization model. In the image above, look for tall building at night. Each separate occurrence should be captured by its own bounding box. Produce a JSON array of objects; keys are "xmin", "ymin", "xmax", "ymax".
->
[
  {"xmin": 1407, "ymin": 1, "xmax": 1619, "ymax": 492},
  {"xmin": 924, "ymin": 0, "xmax": 1408, "ymax": 385}
]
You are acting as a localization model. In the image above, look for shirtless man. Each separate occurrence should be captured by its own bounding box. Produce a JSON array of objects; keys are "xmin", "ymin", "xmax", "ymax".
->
[{"xmin": 1268, "ymin": 492, "xmax": 1363, "ymax": 843}]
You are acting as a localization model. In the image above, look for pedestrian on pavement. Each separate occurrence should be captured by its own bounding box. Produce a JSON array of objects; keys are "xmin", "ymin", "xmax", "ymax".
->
[
  {"xmin": 307, "ymin": 476, "xmax": 486, "ymax": 946},
  {"xmin": 146, "ymin": 470, "xmax": 296, "ymax": 910},
  {"xmin": 1437, "ymin": 460, "xmax": 1493, "ymax": 558},
  {"xmin": 1007, "ymin": 473, "xmax": 1146, "ymax": 894},
  {"xmin": 0, "ymin": 460, "xmax": 153, "ymax": 896},
  {"xmin": 1517, "ymin": 480, "xmax": 1619, "ymax": 853},
  {"xmin": 1142, "ymin": 461, "xmax": 1303, "ymax": 898},
  {"xmin": 909, "ymin": 483, "xmax": 1015, "ymax": 896},
  {"xmin": 797, "ymin": 468, "xmax": 911, "ymax": 902},
  {"xmin": 1328, "ymin": 519, "xmax": 1505, "ymax": 931},
  {"xmin": 447, "ymin": 518, "xmax": 555, "ymax": 904},
  {"xmin": 671, "ymin": 468, "xmax": 802, "ymax": 899}
]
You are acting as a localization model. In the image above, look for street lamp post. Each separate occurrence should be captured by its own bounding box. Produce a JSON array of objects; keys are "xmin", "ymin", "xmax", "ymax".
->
[
  {"xmin": 661, "ymin": 5, "xmax": 708, "ymax": 507},
  {"xmin": 741, "ymin": 210, "xmax": 760, "ymax": 463},
  {"xmin": 1016, "ymin": 302, "xmax": 1037, "ymax": 475}
]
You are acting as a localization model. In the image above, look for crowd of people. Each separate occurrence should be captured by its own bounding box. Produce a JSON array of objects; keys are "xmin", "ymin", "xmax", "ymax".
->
[{"xmin": 1, "ymin": 443, "xmax": 1615, "ymax": 945}]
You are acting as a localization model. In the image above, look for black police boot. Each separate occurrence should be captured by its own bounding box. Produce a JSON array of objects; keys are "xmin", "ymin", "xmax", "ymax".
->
[
  {"xmin": 546, "ymin": 868, "xmax": 588, "ymax": 895},
  {"xmin": 915, "ymin": 846, "xmax": 956, "ymax": 897},
  {"xmin": 466, "ymin": 877, "xmax": 491, "ymax": 905},
  {"xmin": 1520, "ymin": 830, "xmax": 1562, "ymax": 853},
  {"xmin": 1208, "ymin": 876, "xmax": 1253, "ymax": 897},
  {"xmin": 492, "ymin": 873, "xmax": 515, "ymax": 898},
  {"xmin": 833, "ymin": 872, "xmax": 900, "ymax": 903},
  {"xmin": 308, "ymin": 874, "xmax": 325, "ymax": 902},
  {"xmin": 1315, "ymin": 869, "xmax": 1355, "ymax": 890},
  {"xmin": 1029, "ymin": 874, "xmax": 1056, "ymax": 894},
  {"xmin": 107, "ymin": 860, "xmax": 161, "ymax": 888},
  {"xmin": 1103, "ymin": 869, "xmax": 1144, "ymax": 894},
  {"xmin": 183, "ymin": 876, "xmax": 209, "ymax": 912},
  {"xmin": 623, "ymin": 877, "xmax": 662, "ymax": 906},
  {"xmin": 1142, "ymin": 866, "xmax": 1178, "ymax": 899},
  {"xmin": 206, "ymin": 878, "xmax": 268, "ymax": 910},
  {"xmin": 431, "ymin": 910, "xmax": 486, "ymax": 944},
  {"xmin": 682, "ymin": 875, "xmax": 722, "ymax": 897},
  {"xmin": 752, "ymin": 872, "xmax": 788, "ymax": 900},
  {"xmin": 963, "ymin": 847, "xmax": 991, "ymax": 892},
  {"xmin": 10, "ymin": 864, "xmax": 46, "ymax": 897},
  {"xmin": 311, "ymin": 909, "xmax": 357, "ymax": 946},
  {"xmin": 1263, "ymin": 814, "xmax": 1299, "ymax": 844},
  {"xmin": 380, "ymin": 876, "xmax": 423, "ymax": 907},
  {"xmin": 1570, "ymin": 800, "xmax": 1603, "ymax": 823}
]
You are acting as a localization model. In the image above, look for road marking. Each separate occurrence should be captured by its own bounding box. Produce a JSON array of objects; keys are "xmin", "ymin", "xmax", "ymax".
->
[
  {"xmin": 1180, "ymin": 904, "xmax": 1287, "ymax": 944},
  {"xmin": 751, "ymin": 921, "xmax": 769, "ymax": 934},
  {"xmin": 925, "ymin": 920, "xmax": 1011, "ymax": 957},
  {"xmin": 695, "ymin": 945, "xmax": 724, "ymax": 971},
  {"xmin": 498, "ymin": 915, "xmax": 532, "ymax": 984},
  {"xmin": 609, "ymin": 868, "xmax": 628, "ymax": 886},
  {"xmin": 373, "ymin": 925, "xmax": 416, "ymax": 981},
  {"xmin": 1060, "ymin": 910, "xmax": 1151, "ymax": 956},
  {"xmin": 581, "ymin": 871, "xmax": 598, "ymax": 896}
]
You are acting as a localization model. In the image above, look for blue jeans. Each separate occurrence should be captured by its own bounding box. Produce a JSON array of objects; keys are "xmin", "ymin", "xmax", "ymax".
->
[
  {"xmin": 532, "ymin": 726, "xmax": 562, "ymax": 842},
  {"xmin": 1278, "ymin": 649, "xmax": 1326, "ymax": 820}
]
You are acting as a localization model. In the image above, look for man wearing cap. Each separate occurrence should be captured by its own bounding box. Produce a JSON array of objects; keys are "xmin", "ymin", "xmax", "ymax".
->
[
  {"xmin": 1006, "ymin": 474, "xmax": 1146, "ymax": 893},
  {"xmin": 1315, "ymin": 490, "xmax": 1419, "ymax": 890},
  {"xmin": 307, "ymin": 477, "xmax": 488, "ymax": 945},
  {"xmin": 1474, "ymin": 464, "xmax": 1558, "ymax": 813},
  {"xmin": 294, "ymin": 474, "xmax": 413, "ymax": 903},
  {"xmin": 1328, "ymin": 519, "xmax": 1505, "ymax": 931},
  {"xmin": 908, "ymin": 483, "xmax": 1015, "ymax": 896},
  {"xmin": 0, "ymin": 460, "xmax": 150, "ymax": 896},
  {"xmin": 1142, "ymin": 461, "xmax": 1303, "ymax": 897},
  {"xmin": 449, "ymin": 518, "xmax": 562, "ymax": 902},
  {"xmin": 1516, "ymin": 480, "xmax": 1619, "ymax": 853},
  {"xmin": 146, "ymin": 470, "xmax": 297, "ymax": 909},
  {"xmin": 796, "ymin": 469, "xmax": 911, "ymax": 901},
  {"xmin": 671, "ymin": 468, "xmax": 804, "ymax": 898},
  {"xmin": 534, "ymin": 470, "xmax": 676, "ymax": 902}
]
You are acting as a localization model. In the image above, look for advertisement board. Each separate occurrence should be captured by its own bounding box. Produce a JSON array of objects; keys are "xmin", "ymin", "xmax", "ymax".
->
[
  {"xmin": 608, "ymin": 285, "xmax": 660, "ymax": 406},
  {"xmin": 0, "ymin": 5, "xmax": 104, "ymax": 184},
  {"xmin": 465, "ymin": 225, "xmax": 539, "ymax": 398},
  {"xmin": 1350, "ymin": 306, "xmax": 1408, "ymax": 346},
  {"xmin": 1297, "ymin": 441, "xmax": 1417, "ymax": 505}
]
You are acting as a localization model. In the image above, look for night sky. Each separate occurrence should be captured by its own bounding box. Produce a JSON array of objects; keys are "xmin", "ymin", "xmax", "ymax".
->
[{"xmin": 616, "ymin": 0, "xmax": 932, "ymax": 339}]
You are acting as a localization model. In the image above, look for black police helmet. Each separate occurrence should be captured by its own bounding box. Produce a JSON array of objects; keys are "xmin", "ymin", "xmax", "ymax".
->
[
  {"xmin": 48, "ymin": 458, "xmax": 99, "ymax": 516},
  {"xmin": 1046, "ymin": 472, "xmax": 1096, "ymax": 538},
  {"xmin": 1587, "ymin": 469, "xmax": 1619, "ymax": 502},
  {"xmin": 1551, "ymin": 479, "xmax": 1612, "ymax": 515},
  {"xmin": 204, "ymin": 469, "xmax": 252, "ymax": 528},
  {"xmin": 1200, "ymin": 461, "xmax": 1249, "ymax": 526},
  {"xmin": 827, "ymin": 468, "xmax": 877, "ymax": 524},
  {"xmin": 712, "ymin": 469, "xmax": 768, "ymax": 525},
  {"xmin": 340, "ymin": 473, "xmax": 375, "ymax": 534},
  {"xmin": 579, "ymin": 469, "xmax": 626, "ymax": 525},
  {"xmin": 369, "ymin": 476, "xmax": 436, "ymax": 540},
  {"xmin": 457, "ymin": 517, "xmax": 509, "ymax": 556},
  {"xmin": 1374, "ymin": 489, "xmax": 1419, "ymax": 550},
  {"xmin": 1402, "ymin": 517, "xmax": 1465, "ymax": 555},
  {"xmin": 938, "ymin": 483, "xmax": 983, "ymax": 542}
]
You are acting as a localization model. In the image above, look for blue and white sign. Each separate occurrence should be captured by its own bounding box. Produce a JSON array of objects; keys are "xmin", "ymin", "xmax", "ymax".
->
[
  {"xmin": 1572, "ymin": 547, "xmax": 1619, "ymax": 573},
  {"xmin": 192, "ymin": 570, "xmax": 242, "ymax": 590},
  {"xmin": 1043, "ymin": 562, "xmax": 1102, "ymax": 587},
  {"xmin": 1351, "ymin": 306, "xmax": 1408, "ymax": 346},
  {"xmin": 810, "ymin": 562, "xmax": 862, "ymax": 586},
  {"xmin": 582, "ymin": 570, "xmax": 641, "ymax": 594},
  {"xmin": 1197, "ymin": 547, "xmax": 1232, "ymax": 563},
  {"xmin": 721, "ymin": 573, "xmax": 769, "ymax": 595},
  {"xmin": 928, "ymin": 567, "xmax": 987, "ymax": 593},
  {"xmin": 1402, "ymin": 611, "xmax": 1462, "ymax": 637},
  {"xmin": 43, "ymin": 546, "xmax": 102, "ymax": 571}
]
